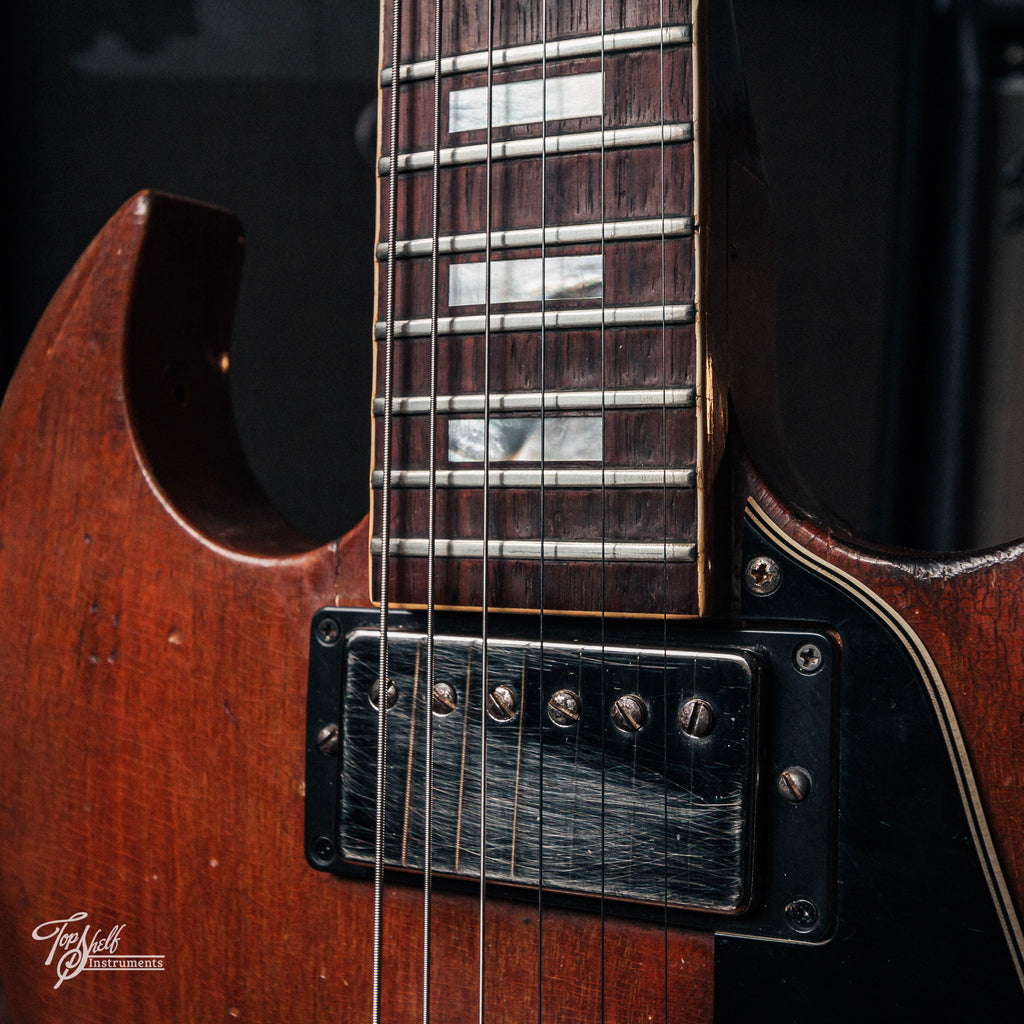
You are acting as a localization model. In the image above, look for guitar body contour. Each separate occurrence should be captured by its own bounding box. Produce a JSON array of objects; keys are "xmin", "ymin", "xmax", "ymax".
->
[{"xmin": 1, "ymin": 189, "xmax": 1023, "ymax": 1023}]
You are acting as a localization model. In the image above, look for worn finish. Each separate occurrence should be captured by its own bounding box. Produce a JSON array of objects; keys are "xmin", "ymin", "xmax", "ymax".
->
[
  {"xmin": 0, "ymin": 191, "xmax": 714, "ymax": 1023},
  {"xmin": 742, "ymin": 465, "xmax": 1024, "ymax": 942}
]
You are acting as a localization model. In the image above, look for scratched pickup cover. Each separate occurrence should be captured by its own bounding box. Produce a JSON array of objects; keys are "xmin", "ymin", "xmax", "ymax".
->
[{"xmin": 338, "ymin": 629, "xmax": 759, "ymax": 914}]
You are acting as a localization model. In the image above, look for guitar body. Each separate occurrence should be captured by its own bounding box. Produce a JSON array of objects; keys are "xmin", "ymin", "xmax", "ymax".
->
[
  {"xmin": 2, "ymin": 0, "xmax": 1024, "ymax": 1014},
  {"xmin": 1, "ymin": 191, "xmax": 1022, "ymax": 1022}
]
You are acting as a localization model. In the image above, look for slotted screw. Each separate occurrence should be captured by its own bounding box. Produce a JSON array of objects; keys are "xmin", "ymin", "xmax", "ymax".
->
[
  {"xmin": 547, "ymin": 689, "xmax": 582, "ymax": 728},
  {"xmin": 777, "ymin": 766, "xmax": 812, "ymax": 803},
  {"xmin": 369, "ymin": 677, "xmax": 399, "ymax": 711},
  {"xmin": 316, "ymin": 722, "xmax": 339, "ymax": 755},
  {"xmin": 486, "ymin": 684, "xmax": 518, "ymax": 722},
  {"xmin": 611, "ymin": 694, "xmax": 648, "ymax": 734},
  {"xmin": 431, "ymin": 681, "xmax": 458, "ymax": 717},
  {"xmin": 679, "ymin": 698, "xmax": 715, "ymax": 738}
]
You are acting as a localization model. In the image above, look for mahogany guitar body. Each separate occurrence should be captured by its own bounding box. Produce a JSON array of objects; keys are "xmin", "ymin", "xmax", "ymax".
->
[
  {"xmin": 0, "ymin": 190, "xmax": 1022, "ymax": 1022},
  {"xmin": 3, "ymin": 0, "xmax": 1024, "ymax": 1013}
]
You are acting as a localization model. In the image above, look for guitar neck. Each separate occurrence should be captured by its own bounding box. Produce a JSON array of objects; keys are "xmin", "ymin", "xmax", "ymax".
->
[{"xmin": 370, "ymin": 0, "xmax": 725, "ymax": 618}]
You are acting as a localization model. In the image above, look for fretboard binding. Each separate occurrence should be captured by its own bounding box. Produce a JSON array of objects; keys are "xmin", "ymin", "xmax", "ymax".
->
[
  {"xmin": 377, "ymin": 217, "xmax": 694, "ymax": 260},
  {"xmin": 374, "ymin": 303, "xmax": 696, "ymax": 339},
  {"xmin": 373, "ymin": 386, "xmax": 695, "ymax": 416},
  {"xmin": 380, "ymin": 25, "xmax": 693, "ymax": 86},
  {"xmin": 371, "ymin": 538, "xmax": 696, "ymax": 563},
  {"xmin": 372, "ymin": 468, "xmax": 696, "ymax": 489},
  {"xmin": 379, "ymin": 123, "xmax": 694, "ymax": 175}
]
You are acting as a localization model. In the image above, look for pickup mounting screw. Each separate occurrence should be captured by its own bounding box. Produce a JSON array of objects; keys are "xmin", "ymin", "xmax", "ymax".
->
[
  {"xmin": 611, "ymin": 694, "xmax": 648, "ymax": 734},
  {"xmin": 777, "ymin": 766, "xmax": 812, "ymax": 803},
  {"xmin": 744, "ymin": 556, "xmax": 781, "ymax": 596},
  {"xmin": 547, "ymin": 689, "xmax": 582, "ymax": 727},
  {"xmin": 312, "ymin": 836, "xmax": 334, "ymax": 863},
  {"xmin": 785, "ymin": 898, "xmax": 819, "ymax": 932},
  {"xmin": 369, "ymin": 677, "xmax": 399, "ymax": 711},
  {"xmin": 486, "ymin": 684, "xmax": 518, "ymax": 722},
  {"xmin": 794, "ymin": 642, "xmax": 823, "ymax": 674},
  {"xmin": 315, "ymin": 617, "xmax": 341, "ymax": 646},
  {"xmin": 679, "ymin": 698, "xmax": 715, "ymax": 738},
  {"xmin": 316, "ymin": 722, "xmax": 340, "ymax": 755},
  {"xmin": 431, "ymin": 681, "xmax": 458, "ymax": 717}
]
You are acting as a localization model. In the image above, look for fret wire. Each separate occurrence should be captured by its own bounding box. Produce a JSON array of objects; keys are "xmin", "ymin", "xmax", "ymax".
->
[
  {"xmin": 372, "ymin": 0, "xmax": 405, "ymax": 1019},
  {"xmin": 374, "ymin": 303, "xmax": 696, "ymax": 339},
  {"xmin": 371, "ymin": 468, "xmax": 697, "ymax": 489},
  {"xmin": 377, "ymin": 216, "xmax": 694, "ymax": 260},
  {"xmin": 371, "ymin": 538, "xmax": 697, "ymax": 562},
  {"xmin": 373, "ymin": 385, "xmax": 696, "ymax": 416},
  {"xmin": 422, "ymin": 0, "xmax": 444, "ymax": 1017},
  {"xmin": 380, "ymin": 24, "xmax": 692, "ymax": 85},
  {"xmin": 378, "ymin": 122, "xmax": 693, "ymax": 174}
]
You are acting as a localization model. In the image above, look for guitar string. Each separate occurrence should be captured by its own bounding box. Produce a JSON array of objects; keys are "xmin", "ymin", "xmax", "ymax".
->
[
  {"xmin": 478, "ymin": 0, "xmax": 496, "ymax": 1016},
  {"xmin": 536, "ymin": 0, "xmax": 548, "ymax": 1015},
  {"xmin": 659, "ymin": 0, "xmax": 671, "ymax": 1012},
  {"xmin": 373, "ymin": 0, "xmax": 405, "ymax": 1014},
  {"xmin": 597, "ymin": 0, "xmax": 608, "ymax": 1016},
  {"xmin": 421, "ymin": 0, "xmax": 445, "ymax": 1014}
]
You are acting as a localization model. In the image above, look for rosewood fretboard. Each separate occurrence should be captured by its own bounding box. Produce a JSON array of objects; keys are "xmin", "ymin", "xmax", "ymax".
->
[{"xmin": 371, "ymin": 0, "xmax": 704, "ymax": 617}]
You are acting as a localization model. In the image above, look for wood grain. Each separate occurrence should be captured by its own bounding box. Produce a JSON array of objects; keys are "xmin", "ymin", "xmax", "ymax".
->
[
  {"xmin": 0, "ymin": 191, "xmax": 714, "ymax": 1023},
  {"xmin": 742, "ymin": 462, "xmax": 1024, "ymax": 942}
]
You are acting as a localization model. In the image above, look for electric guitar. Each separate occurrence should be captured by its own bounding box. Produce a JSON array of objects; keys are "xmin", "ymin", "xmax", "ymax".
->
[{"xmin": 1, "ymin": 0, "xmax": 1022, "ymax": 1020}]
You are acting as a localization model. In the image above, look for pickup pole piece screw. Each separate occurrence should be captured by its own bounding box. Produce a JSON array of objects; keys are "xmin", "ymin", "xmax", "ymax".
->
[
  {"xmin": 369, "ymin": 677, "xmax": 399, "ymax": 711},
  {"xmin": 547, "ymin": 689, "xmax": 582, "ymax": 727},
  {"xmin": 431, "ymin": 681, "xmax": 458, "ymax": 717},
  {"xmin": 744, "ymin": 555, "xmax": 781, "ymax": 596},
  {"xmin": 486, "ymin": 684, "xmax": 518, "ymax": 722},
  {"xmin": 679, "ymin": 698, "xmax": 715, "ymax": 737},
  {"xmin": 794, "ymin": 642, "xmax": 823, "ymax": 674},
  {"xmin": 316, "ymin": 722, "xmax": 340, "ymax": 755},
  {"xmin": 611, "ymin": 694, "xmax": 648, "ymax": 734},
  {"xmin": 777, "ymin": 766, "xmax": 812, "ymax": 803}
]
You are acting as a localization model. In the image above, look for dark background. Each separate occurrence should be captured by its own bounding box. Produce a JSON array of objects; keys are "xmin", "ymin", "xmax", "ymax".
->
[{"xmin": 3, "ymin": 0, "xmax": 1022, "ymax": 549}]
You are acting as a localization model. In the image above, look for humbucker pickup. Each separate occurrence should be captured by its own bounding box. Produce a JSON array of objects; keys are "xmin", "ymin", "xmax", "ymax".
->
[{"xmin": 306, "ymin": 610, "xmax": 837, "ymax": 939}]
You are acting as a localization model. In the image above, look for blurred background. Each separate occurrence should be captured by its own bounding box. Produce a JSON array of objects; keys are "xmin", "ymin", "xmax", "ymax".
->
[{"xmin": 3, "ymin": 0, "xmax": 1022, "ymax": 550}]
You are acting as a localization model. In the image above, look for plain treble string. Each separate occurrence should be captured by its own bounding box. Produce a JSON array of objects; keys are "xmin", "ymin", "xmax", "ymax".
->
[{"xmin": 373, "ymin": 0, "xmax": 405, "ymax": 1016}]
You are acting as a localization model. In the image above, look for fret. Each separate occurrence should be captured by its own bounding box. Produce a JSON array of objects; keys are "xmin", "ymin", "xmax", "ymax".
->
[
  {"xmin": 378, "ymin": 123, "xmax": 694, "ymax": 175},
  {"xmin": 384, "ymin": 326, "xmax": 697, "ymax": 399},
  {"xmin": 371, "ymin": 468, "xmax": 697, "ymax": 489},
  {"xmin": 385, "ymin": 0, "xmax": 692, "ymax": 66},
  {"xmin": 383, "ymin": 147, "xmax": 693, "ymax": 241},
  {"xmin": 374, "ymin": 304, "xmax": 696, "ymax": 340},
  {"xmin": 381, "ymin": 25, "xmax": 691, "ymax": 86},
  {"xmin": 377, "ymin": 216, "xmax": 694, "ymax": 260},
  {"xmin": 372, "ymin": 538, "xmax": 697, "ymax": 564},
  {"xmin": 373, "ymin": 386, "xmax": 696, "ymax": 416}
]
